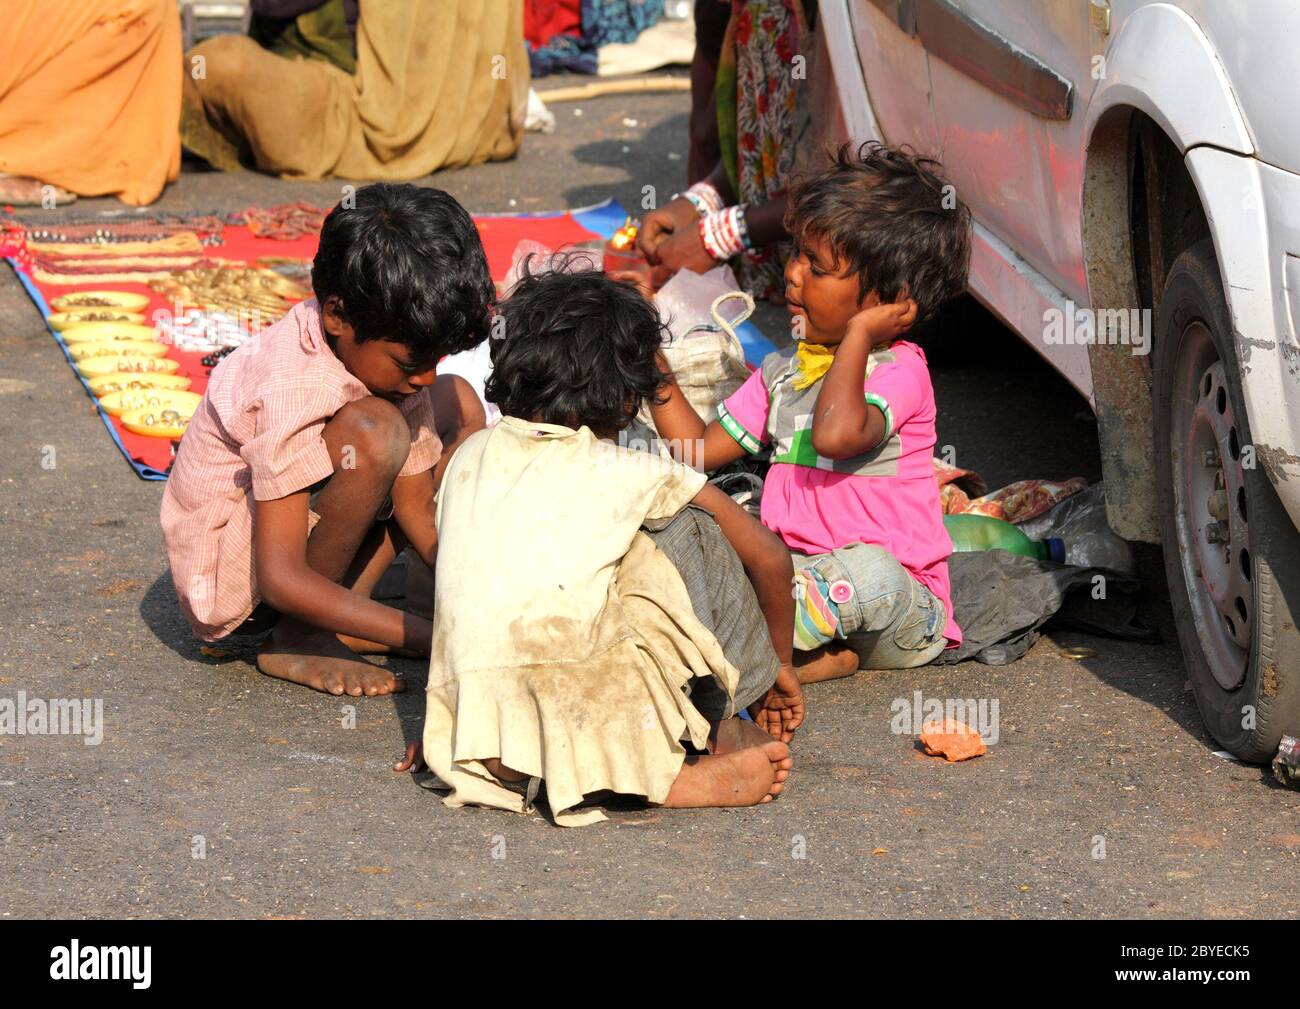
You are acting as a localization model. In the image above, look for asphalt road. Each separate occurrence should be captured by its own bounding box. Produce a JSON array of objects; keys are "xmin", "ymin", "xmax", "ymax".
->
[{"xmin": 2, "ymin": 82, "xmax": 1298, "ymax": 920}]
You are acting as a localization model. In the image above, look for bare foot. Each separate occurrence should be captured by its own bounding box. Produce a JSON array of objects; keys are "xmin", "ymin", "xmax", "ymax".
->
[
  {"xmin": 335, "ymin": 632, "xmax": 428, "ymax": 658},
  {"xmin": 257, "ymin": 621, "xmax": 405, "ymax": 697},
  {"xmin": 710, "ymin": 716, "xmax": 778, "ymax": 755},
  {"xmin": 794, "ymin": 642, "xmax": 859, "ymax": 684},
  {"xmin": 663, "ymin": 740, "xmax": 792, "ymax": 808},
  {"xmin": 0, "ymin": 174, "xmax": 76, "ymax": 206}
]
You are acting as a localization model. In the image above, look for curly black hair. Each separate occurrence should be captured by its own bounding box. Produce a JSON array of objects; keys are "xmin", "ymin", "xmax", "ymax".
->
[
  {"xmin": 485, "ymin": 259, "xmax": 669, "ymax": 432},
  {"xmin": 311, "ymin": 183, "xmax": 494, "ymax": 361},
  {"xmin": 785, "ymin": 142, "xmax": 972, "ymax": 322}
]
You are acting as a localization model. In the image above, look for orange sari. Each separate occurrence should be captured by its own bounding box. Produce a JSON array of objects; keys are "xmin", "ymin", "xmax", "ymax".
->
[{"xmin": 0, "ymin": 0, "xmax": 181, "ymax": 206}]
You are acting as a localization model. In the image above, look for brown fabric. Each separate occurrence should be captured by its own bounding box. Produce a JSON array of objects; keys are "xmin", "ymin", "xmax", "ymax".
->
[
  {"xmin": 0, "ymin": 0, "xmax": 181, "ymax": 206},
  {"xmin": 181, "ymin": 0, "xmax": 528, "ymax": 180}
]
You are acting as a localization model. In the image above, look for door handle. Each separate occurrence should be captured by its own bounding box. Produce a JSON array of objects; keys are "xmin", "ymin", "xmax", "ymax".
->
[{"xmin": 1090, "ymin": 0, "xmax": 1111, "ymax": 35}]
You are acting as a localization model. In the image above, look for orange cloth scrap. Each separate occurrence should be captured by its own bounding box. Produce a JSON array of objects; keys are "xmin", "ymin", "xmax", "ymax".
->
[{"xmin": 0, "ymin": 0, "xmax": 181, "ymax": 206}]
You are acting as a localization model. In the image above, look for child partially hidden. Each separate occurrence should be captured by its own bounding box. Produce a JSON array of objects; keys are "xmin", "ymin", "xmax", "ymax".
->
[
  {"xmin": 651, "ymin": 142, "xmax": 973, "ymax": 681},
  {"xmin": 409, "ymin": 266, "xmax": 804, "ymax": 825}
]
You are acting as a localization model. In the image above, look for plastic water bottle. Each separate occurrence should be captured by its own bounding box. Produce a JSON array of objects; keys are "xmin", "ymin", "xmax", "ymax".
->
[{"xmin": 943, "ymin": 514, "xmax": 1063, "ymax": 561}]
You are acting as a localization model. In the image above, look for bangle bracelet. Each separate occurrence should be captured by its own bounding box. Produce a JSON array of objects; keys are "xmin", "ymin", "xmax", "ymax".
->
[
  {"xmin": 698, "ymin": 206, "xmax": 749, "ymax": 261},
  {"xmin": 675, "ymin": 180, "xmax": 725, "ymax": 218},
  {"xmin": 734, "ymin": 204, "xmax": 753, "ymax": 252}
]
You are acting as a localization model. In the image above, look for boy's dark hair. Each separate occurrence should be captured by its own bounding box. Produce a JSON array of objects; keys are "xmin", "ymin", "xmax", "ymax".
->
[
  {"xmin": 786, "ymin": 142, "xmax": 972, "ymax": 322},
  {"xmin": 485, "ymin": 259, "xmax": 668, "ymax": 432},
  {"xmin": 311, "ymin": 183, "xmax": 493, "ymax": 360}
]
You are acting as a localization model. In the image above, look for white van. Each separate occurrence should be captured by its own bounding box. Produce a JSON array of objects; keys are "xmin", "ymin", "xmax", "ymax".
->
[{"xmin": 817, "ymin": 0, "xmax": 1300, "ymax": 759}]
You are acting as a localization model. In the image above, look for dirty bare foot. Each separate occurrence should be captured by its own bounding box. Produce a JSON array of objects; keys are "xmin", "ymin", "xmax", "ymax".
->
[
  {"xmin": 710, "ymin": 716, "xmax": 778, "ymax": 755},
  {"xmin": 794, "ymin": 642, "xmax": 859, "ymax": 684},
  {"xmin": 663, "ymin": 740, "xmax": 792, "ymax": 808},
  {"xmin": 0, "ymin": 174, "xmax": 75, "ymax": 206},
  {"xmin": 257, "ymin": 619, "xmax": 405, "ymax": 697}
]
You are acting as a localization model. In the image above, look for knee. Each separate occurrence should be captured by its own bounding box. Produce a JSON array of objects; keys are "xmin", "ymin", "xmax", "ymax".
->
[
  {"xmin": 330, "ymin": 397, "xmax": 410, "ymax": 475},
  {"xmin": 187, "ymin": 36, "xmax": 257, "ymax": 88}
]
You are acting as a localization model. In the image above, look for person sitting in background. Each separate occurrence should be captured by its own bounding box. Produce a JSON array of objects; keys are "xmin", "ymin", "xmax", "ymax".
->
[
  {"xmin": 637, "ymin": 0, "xmax": 810, "ymax": 300},
  {"xmin": 181, "ymin": 0, "xmax": 527, "ymax": 181},
  {"xmin": 0, "ymin": 0, "xmax": 180, "ymax": 207},
  {"xmin": 247, "ymin": 0, "xmax": 360, "ymax": 75}
]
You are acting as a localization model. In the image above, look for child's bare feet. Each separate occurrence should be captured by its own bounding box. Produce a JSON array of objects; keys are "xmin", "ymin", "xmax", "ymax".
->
[
  {"xmin": 663, "ymin": 739, "xmax": 792, "ymax": 808},
  {"xmin": 257, "ymin": 619, "xmax": 405, "ymax": 697},
  {"xmin": 710, "ymin": 715, "xmax": 778, "ymax": 755},
  {"xmin": 794, "ymin": 642, "xmax": 859, "ymax": 683}
]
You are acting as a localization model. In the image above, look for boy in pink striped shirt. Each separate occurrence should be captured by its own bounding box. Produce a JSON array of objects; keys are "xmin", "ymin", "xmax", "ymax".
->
[{"xmin": 161, "ymin": 184, "xmax": 489, "ymax": 698}]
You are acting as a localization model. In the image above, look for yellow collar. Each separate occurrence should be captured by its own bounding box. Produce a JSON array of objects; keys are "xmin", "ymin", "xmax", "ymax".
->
[
  {"xmin": 792, "ymin": 340, "xmax": 895, "ymax": 391},
  {"xmin": 792, "ymin": 341, "xmax": 836, "ymax": 390}
]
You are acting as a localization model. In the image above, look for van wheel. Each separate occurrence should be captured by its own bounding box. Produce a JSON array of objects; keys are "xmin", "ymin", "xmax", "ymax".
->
[{"xmin": 1153, "ymin": 239, "xmax": 1300, "ymax": 761}]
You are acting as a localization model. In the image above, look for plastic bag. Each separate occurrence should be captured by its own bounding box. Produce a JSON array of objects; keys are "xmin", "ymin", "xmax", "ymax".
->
[
  {"xmin": 1018, "ymin": 482, "xmax": 1135, "ymax": 574},
  {"xmin": 642, "ymin": 266, "xmax": 753, "ymax": 426}
]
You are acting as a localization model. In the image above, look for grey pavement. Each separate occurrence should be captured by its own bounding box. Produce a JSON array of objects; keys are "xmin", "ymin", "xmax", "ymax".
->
[{"xmin": 2, "ymin": 82, "xmax": 1297, "ymax": 919}]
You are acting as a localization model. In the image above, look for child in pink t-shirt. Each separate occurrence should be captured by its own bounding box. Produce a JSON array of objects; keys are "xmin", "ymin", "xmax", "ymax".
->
[{"xmin": 650, "ymin": 142, "xmax": 973, "ymax": 682}]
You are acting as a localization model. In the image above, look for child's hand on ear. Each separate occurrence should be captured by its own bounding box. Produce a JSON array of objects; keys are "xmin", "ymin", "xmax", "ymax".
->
[{"xmin": 846, "ymin": 294, "xmax": 918, "ymax": 344}]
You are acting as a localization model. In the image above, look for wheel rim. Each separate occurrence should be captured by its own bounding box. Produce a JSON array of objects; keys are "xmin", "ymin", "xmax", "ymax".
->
[{"xmin": 1170, "ymin": 321, "xmax": 1251, "ymax": 690}]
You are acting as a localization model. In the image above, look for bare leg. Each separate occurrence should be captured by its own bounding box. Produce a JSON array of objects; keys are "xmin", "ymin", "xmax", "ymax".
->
[
  {"xmin": 475, "ymin": 723, "xmax": 793, "ymax": 809},
  {"xmin": 258, "ymin": 398, "xmax": 424, "ymax": 696},
  {"xmin": 333, "ymin": 521, "xmax": 426, "ymax": 656},
  {"xmin": 483, "ymin": 757, "xmax": 529, "ymax": 783},
  {"xmin": 793, "ymin": 642, "xmax": 859, "ymax": 684}
]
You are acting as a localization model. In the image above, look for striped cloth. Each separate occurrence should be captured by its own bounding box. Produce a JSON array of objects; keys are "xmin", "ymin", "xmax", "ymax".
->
[
  {"xmin": 642, "ymin": 505, "xmax": 780, "ymax": 718},
  {"xmin": 792, "ymin": 566, "xmax": 841, "ymax": 650}
]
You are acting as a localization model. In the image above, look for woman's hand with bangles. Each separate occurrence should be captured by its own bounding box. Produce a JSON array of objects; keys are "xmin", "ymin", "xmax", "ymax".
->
[{"xmin": 636, "ymin": 196, "xmax": 700, "ymax": 263}]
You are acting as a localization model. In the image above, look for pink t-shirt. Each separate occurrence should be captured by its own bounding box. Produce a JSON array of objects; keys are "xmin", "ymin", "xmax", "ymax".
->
[{"xmin": 718, "ymin": 340, "xmax": 960, "ymax": 645}]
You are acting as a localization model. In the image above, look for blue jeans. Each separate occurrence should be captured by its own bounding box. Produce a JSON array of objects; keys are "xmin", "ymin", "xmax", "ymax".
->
[{"xmin": 792, "ymin": 543, "xmax": 948, "ymax": 669}]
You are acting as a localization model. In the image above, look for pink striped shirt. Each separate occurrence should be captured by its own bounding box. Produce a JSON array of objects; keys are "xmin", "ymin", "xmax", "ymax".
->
[{"xmin": 160, "ymin": 299, "xmax": 442, "ymax": 641}]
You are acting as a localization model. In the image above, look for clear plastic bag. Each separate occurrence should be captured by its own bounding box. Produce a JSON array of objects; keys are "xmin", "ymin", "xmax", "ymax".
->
[
  {"xmin": 643, "ymin": 266, "xmax": 753, "ymax": 426},
  {"xmin": 1019, "ymin": 483, "xmax": 1135, "ymax": 573}
]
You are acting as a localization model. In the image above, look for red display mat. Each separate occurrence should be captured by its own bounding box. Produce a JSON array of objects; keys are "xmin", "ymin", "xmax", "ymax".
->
[{"xmin": 3, "ymin": 202, "xmax": 618, "ymax": 479}]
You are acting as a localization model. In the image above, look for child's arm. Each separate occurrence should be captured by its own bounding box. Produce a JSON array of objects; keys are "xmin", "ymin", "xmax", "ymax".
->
[
  {"xmin": 254, "ymin": 492, "xmax": 430, "ymax": 652},
  {"xmin": 689, "ymin": 482, "xmax": 803, "ymax": 742},
  {"xmin": 810, "ymin": 297, "xmax": 918, "ymax": 460},
  {"xmin": 390, "ymin": 374, "xmax": 486, "ymax": 569},
  {"xmin": 648, "ymin": 355, "xmax": 749, "ymax": 473}
]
